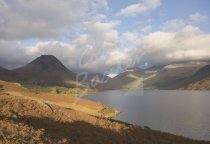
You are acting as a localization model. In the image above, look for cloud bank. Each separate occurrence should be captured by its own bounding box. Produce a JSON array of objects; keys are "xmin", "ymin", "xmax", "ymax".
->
[
  {"xmin": 125, "ymin": 25, "xmax": 210, "ymax": 65},
  {"xmin": 0, "ymin": 0, "xmax": 108, "ymax": 40}
]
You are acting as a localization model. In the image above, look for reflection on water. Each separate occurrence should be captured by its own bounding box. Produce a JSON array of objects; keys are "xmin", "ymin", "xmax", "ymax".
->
[{"xmin": 84, "ymin": 90, "xmax": 210, "ymax": 140}]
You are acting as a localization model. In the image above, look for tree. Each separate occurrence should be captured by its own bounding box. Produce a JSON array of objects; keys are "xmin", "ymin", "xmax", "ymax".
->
[{"xmin": 56, "ymin": 88, "xmax": 60, "ymax": 94}]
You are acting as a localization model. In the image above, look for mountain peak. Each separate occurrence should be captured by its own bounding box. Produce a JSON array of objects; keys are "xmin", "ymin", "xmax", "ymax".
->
[
  {"xmin": 14, "ymin": 55, "xmax": 76, "ymax": 86},
  {"xmin": 28, "ymin": 55, "xmax": 67, "ymax": 71},
  {"xmin": 30, "ymin": 55, "xmax": 60, "ymax": 64},
  {"xmin": 36, "ymin": 55, "xmax": 57, "ymax": 60}
]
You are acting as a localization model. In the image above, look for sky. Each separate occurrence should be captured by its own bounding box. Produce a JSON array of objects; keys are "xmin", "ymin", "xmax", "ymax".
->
[{"xmin": 0, "ymin": 0, "xmax": 210, "ymax": 74}]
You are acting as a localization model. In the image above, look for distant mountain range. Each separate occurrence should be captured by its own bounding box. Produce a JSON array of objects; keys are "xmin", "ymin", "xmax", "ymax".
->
[
  {"xmin": 143, "ymin": 61, "xmax": 208, "ymax": 89},
  {"xmin": 99, "ymin": 61, "xmax": 210, "ymax": 90},
  {"xmin": 0, "ymin": 55, "xmax": 109, "ymax": 88},
  {"xmin": 99, "ymin": 67, "xmax": 144, "ymax": 90},
  {"xmin": 1, "ymin": 55, "xmax": 210, "ymax": 90}
]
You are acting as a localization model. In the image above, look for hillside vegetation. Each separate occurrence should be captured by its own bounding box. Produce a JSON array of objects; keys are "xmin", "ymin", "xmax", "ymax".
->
[
  {"xmin": 0, "ymin": 80, "xmax": 118, "ymax": 118},
  {"xmin": 181, "ymin": 79, "xmax": 210, "ymax": 90},
  {"xmin": 0, "ymin": 94, "xmax": 210, "ymax": 143}
]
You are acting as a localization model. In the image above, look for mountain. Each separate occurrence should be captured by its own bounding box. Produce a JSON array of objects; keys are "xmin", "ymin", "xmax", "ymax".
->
[
  {"xmin": 144, "ymin": 61, "xmax": 208, "ymax": 89},
  {"xmin": 180, "ymin": 79, "xmax": 210, "ymax": 90},
  {"xmin": 180, "ymin": 65, "xmax": 210, "ymax": 90},
  {"xmin": 0, "ymin": 55, "xmax": 79, "ymax": 87},
  {"xmin": 99, "ymin": 61, "xmax": 210, "ymax": 90},
  {"xmin": 145, "ymin": 65, "xmax": 164, "ymax": 72},
  {"xmin": 0, "ymin": 66, "xmax": 22, "ymax": 81},
  {"xmin": 2, "ymin": 56, "xmax": 210, "ymax": 90},
  {"xmin": 0, "ymin": 66, "xmax": 10, "ymax": 74},
  {"xmin": 99, "ymin": 67, "xmax": 144, "ymax": 90},
  {"xmin": 13, "ymin": 55, "xmax": 76, "ymax": 86},
  {"xmin": 191, "ymin": 65, "xmax": 210, "ymax": 80}
]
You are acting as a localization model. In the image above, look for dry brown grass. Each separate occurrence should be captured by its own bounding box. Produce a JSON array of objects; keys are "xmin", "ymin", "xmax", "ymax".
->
[
  {"xmin": 181, "ymin": 79, "xmax": 210, "ymax": 90},
  {"xmin": 0, "ymin": 80, "xmax": 118, "ymax": 117},
  {"xmin": 0, "ymin": 80, "xmax": 210, "ymax": 143},
  {"xmin": 0, "ymin": 95, "xmax": 209, "ymax": 144}
]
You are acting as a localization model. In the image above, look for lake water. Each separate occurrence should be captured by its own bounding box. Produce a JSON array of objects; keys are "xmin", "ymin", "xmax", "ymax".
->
[{"xmin": 84, "ymin": 90, "xmax": 210, "ymax": 141}]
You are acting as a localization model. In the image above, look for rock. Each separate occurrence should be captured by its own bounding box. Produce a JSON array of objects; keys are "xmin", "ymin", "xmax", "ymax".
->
[{"xmin": 11, "ymin": 114, "xmax": 18, "ymax": 119}]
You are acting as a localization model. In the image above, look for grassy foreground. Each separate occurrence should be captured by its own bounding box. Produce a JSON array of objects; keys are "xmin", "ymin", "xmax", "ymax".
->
[
  {"xmin": 0, "ymin": 80, "xmax": 210, "ymax": 143},
  {"xmin": 0, "ymin": 80, "xmax": 118, "ymax": 118},
  {"xmin": 0, "ymin": 94, "xmax": 209, "ymax": 144},
  {"xmin": 22, "ymin": 83, "xmax": 99, "ymax": 97}
]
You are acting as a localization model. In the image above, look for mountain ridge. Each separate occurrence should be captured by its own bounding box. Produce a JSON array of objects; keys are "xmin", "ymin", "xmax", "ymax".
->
[
  {"xmin": 0, "ymin": 55, "xmax": 77, "ymax": 87},
  {"xmin": 2, "ymin": 57, "xmax": 210, "ymax": 90},
  {"xmin": 99, "ymin": 67, "xmax": 144, "ymax": 90},
  {"xmin": 99, "ymin": 60, "xmax": 210, "ymax": 90}
]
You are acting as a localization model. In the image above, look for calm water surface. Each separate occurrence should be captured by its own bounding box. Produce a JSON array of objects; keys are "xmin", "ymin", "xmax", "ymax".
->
[{"xmin": 84, "ymin": 90, "xmax": 210, "ymax": 140}]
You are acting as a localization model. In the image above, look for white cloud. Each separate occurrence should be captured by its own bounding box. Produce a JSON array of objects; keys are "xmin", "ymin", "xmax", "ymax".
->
[
  {"xmin": 125, "ymin": 25, "xmax": 210, "ymax": 65},
  {"xmin": 162, "ymin": 13, "xmax": 208, "ymax": 32},
  {"xmin": 189, "ymin": 13, "xmax": 208, "ymax": 24},
  {"xmin": 123, "ymin": 32, "xmax": 138, "ymax": 43},
  {"xmin": 105, "ymin": 51, "xmax": 127, "ymax": 65},
  {"xmin": 117, "ymin": 0, "xmax": 161, "ymax": 16},
  {"xmin": 0, "ymin": 40, "xmax": 34, "ymax": 68},
  {"xmin": 1, "ymin": 24, "xmax": 210, "ymax": 73},
  {"xmin": 86, "ymin": 21, "xmax": 120, "ymax": 32},
  {"xmin": 0, "ymin": 0, "xmax": 108, "ymax": 40},
  {"xmin": 162, "ymin": 19, "xmax": 186, "ymax": 32}
]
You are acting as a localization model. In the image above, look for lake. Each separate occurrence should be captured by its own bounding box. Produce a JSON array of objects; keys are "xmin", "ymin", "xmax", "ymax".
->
[{"xmin": 83, "ymin": 90, "xmax": 210, "ymax": 141}]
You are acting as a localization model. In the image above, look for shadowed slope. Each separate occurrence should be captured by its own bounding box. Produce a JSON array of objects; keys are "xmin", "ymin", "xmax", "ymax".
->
[
  {"xmin": 100, "ymin": 67, "xmax": 144, "ymax": 90},
  {"xmin": 13, "ymin": 55, "xmax": 76, "ymax": 86}
]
